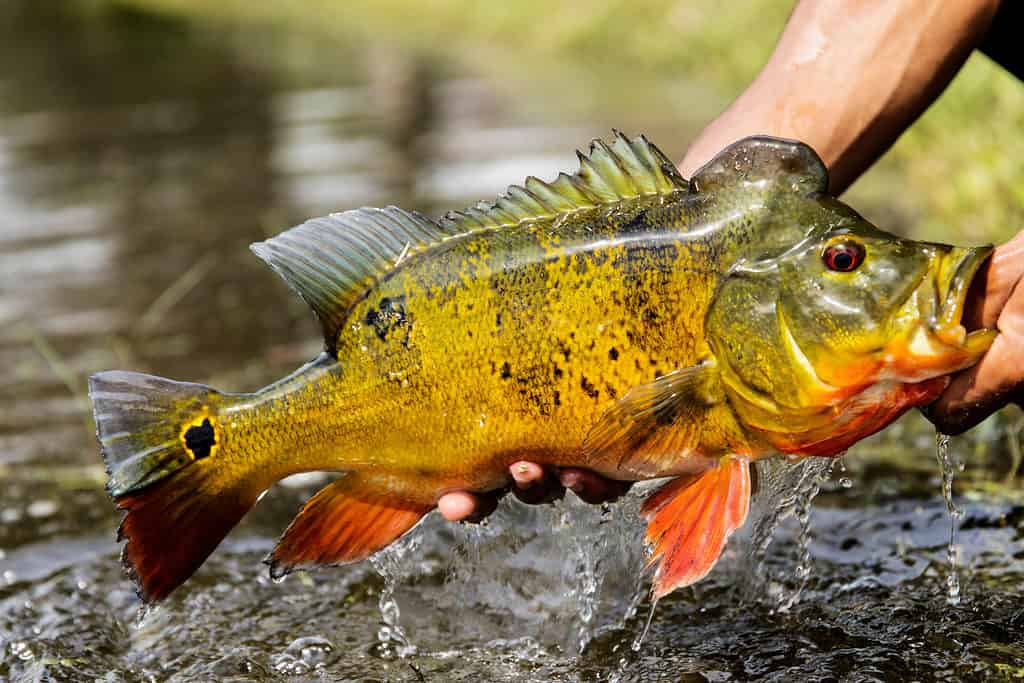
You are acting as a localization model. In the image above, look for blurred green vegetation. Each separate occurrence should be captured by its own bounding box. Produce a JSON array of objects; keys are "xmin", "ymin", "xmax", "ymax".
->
[{"xmin": 100, "ymin": 0, "xmax": 1024, "ymax": 245}]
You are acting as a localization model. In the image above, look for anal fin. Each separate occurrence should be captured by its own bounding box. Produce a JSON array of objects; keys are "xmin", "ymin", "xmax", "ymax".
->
[
  {"xmin": 267, "ymin": 475, "xmax": 430, "ymax": 578},
  {"xmin": 641, "ymin": 457, "xmax": 751, "ymax": 599}
]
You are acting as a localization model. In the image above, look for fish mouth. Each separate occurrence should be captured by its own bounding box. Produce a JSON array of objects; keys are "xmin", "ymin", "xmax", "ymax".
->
[
  {"xmin": 893, "ymin": 244, "xmax": 996, "ymax": 380},
  {"xmin": 930, "ymin": 244, "xmax": 995, "ymax": 352}
]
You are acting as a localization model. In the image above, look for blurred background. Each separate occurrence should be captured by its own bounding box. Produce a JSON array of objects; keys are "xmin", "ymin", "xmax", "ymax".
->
[{"xmin": 2, "ymin": 1, "xmax": 1024, "ymax": 680}]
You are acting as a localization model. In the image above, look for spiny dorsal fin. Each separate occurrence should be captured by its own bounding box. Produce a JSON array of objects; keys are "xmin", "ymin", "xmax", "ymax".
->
[
  {"xmin": 251, "ymin": 207, "xmax": 447, "ymax": 353},
  {"xmin": 252, "ymin": 133, "xmax": 685, "ymax": 354},
  {"xmin": 440, "ymin": 131, "xmax": 687, "ymax": 233}
]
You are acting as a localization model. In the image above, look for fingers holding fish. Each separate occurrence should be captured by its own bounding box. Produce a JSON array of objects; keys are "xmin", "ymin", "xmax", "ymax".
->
[
  {"xmin": 437, "ymin": 463, "xmax": 629, "ymax": 522},
  {"xmin": 557, "ymin": 468, "xmax": 631, "ymax": 505},
  {"xmin": 510, "ymin": 461, "xmax": 564, "ymax": 505},
  {"xmin": 438, "ymin": 490, "xmax": 500, "ymax": 522},
  {"xmin": 960, "ymin": 229, "xmax": 1024, "ymax": 330},
  {"xmin": 929, "ymin": 229, "xmax": 1024, "ymax": 434},
  {"xmin": 929, "ymin": 280, "xmax": 1024, "ymax": 434}
]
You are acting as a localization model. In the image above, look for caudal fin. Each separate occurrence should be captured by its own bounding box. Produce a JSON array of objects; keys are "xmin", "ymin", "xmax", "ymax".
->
[{"xmin": 89, "ymin": 371, "xmax": 260, "ymax": 602}]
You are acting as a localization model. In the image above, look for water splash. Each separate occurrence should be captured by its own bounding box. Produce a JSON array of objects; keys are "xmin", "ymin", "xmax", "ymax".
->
[
  {"xmin": 935, "ymin": 432, "xmax": 963, "ymax": 605},
  {"xmin": 271, "ymin": 636, "xmax": 336, "ymax": 675},
  {"xmin": 740, "ymin": 457, "xmax": 834, "ymax": 608},
  {"xmin": 370, "ymin": 532, "xmax": 422, "ymax": 658},
  {"xmin": 776, "ymin": 459, "xmax": 831, "ymax": 612},
  {"xmin": 565, "ymin": 504, "xmax": 603, "ymax": 652}
]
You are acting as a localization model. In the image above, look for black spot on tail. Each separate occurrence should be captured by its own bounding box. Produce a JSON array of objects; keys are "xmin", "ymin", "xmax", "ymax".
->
[{"xmin": 184, "ymin": 419, "xmax": 216, "ymax": 460}]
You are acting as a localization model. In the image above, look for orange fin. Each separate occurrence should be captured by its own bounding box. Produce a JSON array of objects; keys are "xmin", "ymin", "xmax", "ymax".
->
[
  {"xmin": 582, "ymin": 359, "xmax": 724, "ymax": 478},
  {"xmin": 267, "ymin": 475, "xmax": 430, "ymax": 579},
  {"xmin": 115, "ymin": 466, "xmax": 257, "ymax": 603},
  {"xmin": 641, "ymin": 457, "xmax": 751, "ymax": 599}
]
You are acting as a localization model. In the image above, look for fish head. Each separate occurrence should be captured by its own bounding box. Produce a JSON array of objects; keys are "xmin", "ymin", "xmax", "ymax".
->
[
  {"xmin": 772, "ymin": 215, "xmax": 995, "ymax": 390},
  {"xmin": 700, "ymin": 139, "xmax": 995, "ymax": 455}
]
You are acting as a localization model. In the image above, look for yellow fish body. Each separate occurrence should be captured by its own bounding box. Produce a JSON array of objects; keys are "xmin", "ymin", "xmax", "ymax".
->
[{"xmin": 88, "ymin": 134, "xmax": 995, "ymax": 602}]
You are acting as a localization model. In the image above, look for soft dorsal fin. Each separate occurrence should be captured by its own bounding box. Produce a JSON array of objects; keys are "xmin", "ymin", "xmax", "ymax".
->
[
  {"xmin": 251, "ymin": 207, "xmax": 447, "ymax": 353},
  {"xmin": 252, "ymin": 133, "xmax": 686, "ymax": 354},
  {"xmin": 440, "ymin": 131, "xmax": 687, "ymax": 233}
]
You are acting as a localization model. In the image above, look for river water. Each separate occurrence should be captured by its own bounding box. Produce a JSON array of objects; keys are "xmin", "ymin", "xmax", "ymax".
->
[{"xmin": 1, "ymin": 3, "xmax": 1023, "ymax": 681}]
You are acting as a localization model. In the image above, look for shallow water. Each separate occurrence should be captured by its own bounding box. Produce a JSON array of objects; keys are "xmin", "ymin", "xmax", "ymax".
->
[{"xmin": 1, "ymin": 3, "xmax": 1023, "ymax": 681}]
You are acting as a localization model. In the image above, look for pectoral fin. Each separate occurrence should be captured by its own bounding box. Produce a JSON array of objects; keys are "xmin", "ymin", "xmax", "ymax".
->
[
  {"xmin": 267, "ymin": 475, "xmax": 430, "ymax": 579},
  {"xmin": 582, "ymin": 359, "xmax": 725, "ymax": 477},
  {"xmin": 641, "ymin": 457, "xmax": 751, "ymax": 599}
]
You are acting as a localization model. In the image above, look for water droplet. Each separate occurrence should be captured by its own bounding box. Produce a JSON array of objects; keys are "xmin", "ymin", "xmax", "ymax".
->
[
  {"xmin": 10, "ymin": 641, "xmax": 33, "ymax": 661},
  {"xmin": 271, "ymin": 636, "xmax": 335, "ymax": 675}
]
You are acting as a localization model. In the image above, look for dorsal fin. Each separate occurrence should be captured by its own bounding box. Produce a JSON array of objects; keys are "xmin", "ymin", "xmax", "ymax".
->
[
  {"xmin": 251, "ymin": 207, "xmax": 447, "ymax": 353},
  {"xmin": 252, "ymin": 133, "xmax": 686, "ymax": 354},
  {"xmin": 440, "ymin": 131, "xmax": 687, "ymax": 233}
]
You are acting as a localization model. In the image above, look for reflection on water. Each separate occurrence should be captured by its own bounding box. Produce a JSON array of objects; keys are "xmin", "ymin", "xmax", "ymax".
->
[{"xmin": 1, "ymin": 2, "xmax": 1023, "ymax": 681}]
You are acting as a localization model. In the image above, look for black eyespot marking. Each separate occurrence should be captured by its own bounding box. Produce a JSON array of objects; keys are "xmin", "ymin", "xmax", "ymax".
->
[
  {"xmin": 823, "ymin": 242, "xmax": 865, "ymax": 272},
  {"xmin": 500, "ymin": 361, "xmax": 512, "ymax": 379},
  {"xmin": 608, "ymin": 347, "xmax": 619, "ymax": 361},
  {"xmin": 184, "ymin": 418, "xmax": 216, "ymax": 460}
]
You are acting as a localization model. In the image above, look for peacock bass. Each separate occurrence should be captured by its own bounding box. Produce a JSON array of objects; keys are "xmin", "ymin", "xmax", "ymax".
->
[{"xmin": 88, "ymin": 134, "xmax": 996, "ymax": 602}]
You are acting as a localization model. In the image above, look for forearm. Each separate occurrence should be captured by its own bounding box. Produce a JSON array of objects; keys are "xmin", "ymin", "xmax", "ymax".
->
[{"xmin": 679, "ymin": 0, "xmax": 1001, "ymax": 193}]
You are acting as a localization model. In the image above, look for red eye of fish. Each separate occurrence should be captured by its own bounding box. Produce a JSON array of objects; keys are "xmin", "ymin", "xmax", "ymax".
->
[{"xmin": 822, "ymin": 242, "xmax": 865, "ymax": 272}]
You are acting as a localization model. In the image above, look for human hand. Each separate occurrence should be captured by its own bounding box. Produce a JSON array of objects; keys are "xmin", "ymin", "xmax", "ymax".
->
[
  {"xmin": 928, "ymin": 231, "xmax": 1024, "ymax": 434},
  {"xmin": 437, "ymin": 461, "xmax": 631, "ymax": 522}
]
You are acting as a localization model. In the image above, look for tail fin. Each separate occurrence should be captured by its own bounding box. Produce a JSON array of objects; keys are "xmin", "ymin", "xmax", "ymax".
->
[{"xmin": 89, "ymin": 371, "xmax": 259, "ymax": 602}]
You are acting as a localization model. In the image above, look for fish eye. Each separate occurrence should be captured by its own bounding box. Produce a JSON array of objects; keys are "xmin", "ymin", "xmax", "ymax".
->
[{"xmin": 822, "ymin": 242, "xmax": 865, "ymax": 272}]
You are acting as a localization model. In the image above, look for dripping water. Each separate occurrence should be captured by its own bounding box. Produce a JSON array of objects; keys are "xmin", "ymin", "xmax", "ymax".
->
[
  {"xmin": 777, "ymin": 458, "xmax": 832, "ymax": 613},
  {"xmin": 630, "ymin": 599, "xmax": 657, "ymax": 652},
  {"xmin": 370, "ymin": 533, "xmax": 422, "ymax": 658},
  {"xmin": 935, "ymin": 432, "xmax": 963, "ymax": 606},
  {"xmin": 740, "ymin": 457, "xmax": 834, "ymax": 608}
]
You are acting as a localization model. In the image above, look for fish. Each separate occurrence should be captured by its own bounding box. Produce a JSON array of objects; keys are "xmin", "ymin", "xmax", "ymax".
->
[{"xmin": 87, "ymin": 133, "xmax": 996, "ymax": 603}]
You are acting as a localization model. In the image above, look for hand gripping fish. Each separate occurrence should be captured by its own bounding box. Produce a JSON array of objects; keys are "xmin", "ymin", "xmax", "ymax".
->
[{"xmin": 88, "ymin": 134, "xmax": 996, "ymax": 602}]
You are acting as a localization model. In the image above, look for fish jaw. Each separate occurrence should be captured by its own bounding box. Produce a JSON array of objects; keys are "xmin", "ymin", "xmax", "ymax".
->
[{"xmin": 883, "ymin": 244, "xmax": 996, "ymax": 383}]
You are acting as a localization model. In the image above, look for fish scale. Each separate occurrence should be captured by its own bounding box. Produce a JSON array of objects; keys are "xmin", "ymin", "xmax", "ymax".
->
[{"xmin": 87, "ymin": 133, "xmax": 996, "ymax": 602}]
